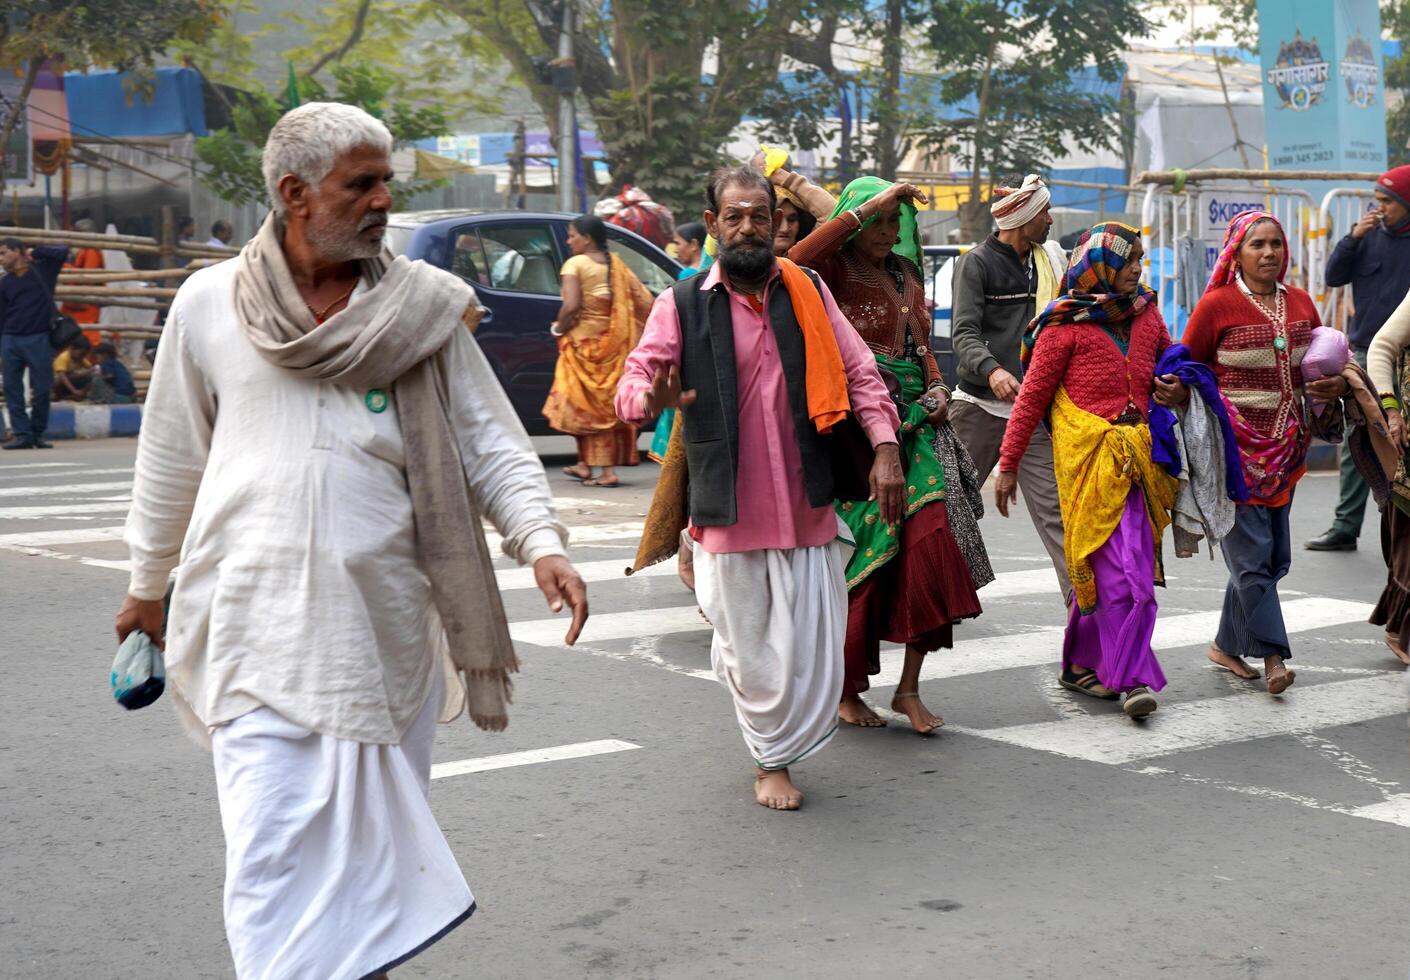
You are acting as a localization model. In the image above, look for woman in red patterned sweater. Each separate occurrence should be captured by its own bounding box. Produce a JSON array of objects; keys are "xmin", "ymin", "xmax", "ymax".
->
[
  {"xmin": 1183, "ymin": 211, "xmax": 1349, "ymax": 695},
  {"xmin": 996, "ymin": 222, "xmax": 1184, "ymax": 718}
]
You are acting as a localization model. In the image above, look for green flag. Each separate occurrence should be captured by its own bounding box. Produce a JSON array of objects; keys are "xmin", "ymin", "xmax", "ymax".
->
[{"xmin": 286, "ymin": 61, "xmax": 301, "ymax": 109}]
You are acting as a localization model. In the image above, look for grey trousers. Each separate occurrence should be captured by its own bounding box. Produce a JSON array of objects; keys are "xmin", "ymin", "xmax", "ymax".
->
[
  {"xmin": 950, "ymin": 399, "xmax": 1073, "ymax": 605},
  {"xmin": 1331, "ymin": 347, "xmax": 1371, "ymax": 538}
]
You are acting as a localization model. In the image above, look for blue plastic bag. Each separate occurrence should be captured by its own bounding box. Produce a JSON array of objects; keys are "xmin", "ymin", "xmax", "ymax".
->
[{"xmin": 111, "ymin": 631, "xmax": 165, "ymax": 710}]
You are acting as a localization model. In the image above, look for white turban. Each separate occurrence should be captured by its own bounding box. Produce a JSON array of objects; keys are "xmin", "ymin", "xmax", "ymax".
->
[{"xmin": 990, "ymin": 174, "xmax": 1051, "ymax": 230}]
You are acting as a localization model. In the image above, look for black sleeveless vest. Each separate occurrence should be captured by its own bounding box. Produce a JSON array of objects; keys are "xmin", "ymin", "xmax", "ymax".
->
[{"xmin": 672, "ymin": 270, "xmax": 838, "ymax": 527}]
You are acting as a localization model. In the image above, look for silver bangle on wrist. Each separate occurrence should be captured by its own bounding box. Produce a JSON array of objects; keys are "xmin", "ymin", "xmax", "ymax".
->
[{"xmin": 850, "ymin": 207, "xmax": 867, "ymax": 227}]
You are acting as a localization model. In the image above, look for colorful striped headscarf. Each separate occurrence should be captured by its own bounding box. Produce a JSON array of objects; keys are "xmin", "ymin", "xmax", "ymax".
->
[
  {"xmin": 827, "ymin": 175, "xmax": 923, "ymax": 272},
  {"xmin": 1205, "ymin": 210, "xmax": 1288, "ymax": 293},
  {"xmin": 1022, "ymin": 221, "xmax": 1154, "ymax": 364}
]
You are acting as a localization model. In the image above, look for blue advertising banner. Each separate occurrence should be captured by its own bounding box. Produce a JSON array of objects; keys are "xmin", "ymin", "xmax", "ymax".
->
[{"xmin": 1259, "ymin": 0, "xmax": 1386, "ymax": 196}]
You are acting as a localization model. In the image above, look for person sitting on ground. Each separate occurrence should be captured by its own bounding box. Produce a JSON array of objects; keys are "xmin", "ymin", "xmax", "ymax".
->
[
  {"xmin": 52, "ymin": 336, "xmax": 96, "ymax": 401},
  {"xmin": 88, "ymin": 341, "xmax": 136, "ymax": 404}
]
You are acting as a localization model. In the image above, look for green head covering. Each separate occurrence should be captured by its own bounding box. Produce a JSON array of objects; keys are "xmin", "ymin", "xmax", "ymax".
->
[{"xmin": 827, "ymin": 175, "xmax": 924, "ymax": 273}]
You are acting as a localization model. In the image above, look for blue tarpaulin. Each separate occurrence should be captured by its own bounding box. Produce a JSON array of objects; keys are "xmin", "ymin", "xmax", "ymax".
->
[{"xmin": 64, "ymin": 67, "xmax": 207, "ymax": 139}]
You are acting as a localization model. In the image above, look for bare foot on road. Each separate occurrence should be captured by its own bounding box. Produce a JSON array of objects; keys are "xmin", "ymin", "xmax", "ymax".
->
[
  {"xmin": 839, "ymin": 693, "xmax": 887, "ymax": 727},
  {"xmin": 1208, "ymin": 644, "xmax": 1260, "ymax": 679},
  {"xmin": 891, "ymin": 691, "xmax": 944, "ymax": 734},
  {"xmin": 755, "ymin": 768, "xmax": 803, "ymax": 810}
]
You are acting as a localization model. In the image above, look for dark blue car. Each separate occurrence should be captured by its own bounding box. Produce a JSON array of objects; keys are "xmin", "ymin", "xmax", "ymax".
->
[{"xmin": 384, "ymin": 210, "xmax": 682, "ymax": 435}]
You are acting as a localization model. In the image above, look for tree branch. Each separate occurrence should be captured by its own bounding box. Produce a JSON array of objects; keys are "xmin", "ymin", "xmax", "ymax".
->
[{"xmin": 306, "ymin": 0, "xmax": 374, "ymax": 77}]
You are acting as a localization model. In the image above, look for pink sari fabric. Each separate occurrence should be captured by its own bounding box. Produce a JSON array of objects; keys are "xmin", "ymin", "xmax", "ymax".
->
[
  {"xmin": 1061, "ymin": 486, "xmax": 1167, "ymax": 693},
  {"xmin": 1221, "ymin": 396, "xmax": 1307, "ymax": 501}
]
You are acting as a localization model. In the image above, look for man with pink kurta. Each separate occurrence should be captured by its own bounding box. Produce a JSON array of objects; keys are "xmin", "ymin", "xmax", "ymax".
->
[{"xmin": 616, "ymin": 166, "xmax": 901, "ymax": 811}]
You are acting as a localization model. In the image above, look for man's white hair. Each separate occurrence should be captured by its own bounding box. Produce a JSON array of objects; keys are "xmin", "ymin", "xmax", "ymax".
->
[{"xmin": 262, "ymin": 102, "xmax": 394, "ymax": 214}]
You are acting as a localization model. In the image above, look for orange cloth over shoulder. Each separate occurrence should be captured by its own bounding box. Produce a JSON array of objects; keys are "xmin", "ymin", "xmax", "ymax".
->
[{"xmin": 775, "ymin": 256, "xmax": 850, "ymax": 433}]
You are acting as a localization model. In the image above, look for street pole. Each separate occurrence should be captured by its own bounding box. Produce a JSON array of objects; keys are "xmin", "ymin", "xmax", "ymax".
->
[{"xmin": 555, "ymin": 0, "xmax": 577, "ymax": 213}]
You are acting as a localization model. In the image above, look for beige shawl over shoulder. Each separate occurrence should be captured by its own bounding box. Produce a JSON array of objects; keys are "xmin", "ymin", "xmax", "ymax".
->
[{"xmin": 233, "ymin": 213, "xmax": 517, "ymax": 731}]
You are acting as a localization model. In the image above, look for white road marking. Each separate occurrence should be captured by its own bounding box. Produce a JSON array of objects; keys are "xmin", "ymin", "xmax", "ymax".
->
[
  {"xmin": 0, "ymin": 544, "xmax": 130, "ymax": 571},
  {"xmin": 0, "ymin": 525, "xmax": 126, "ymax": 546},
  {"xmin": 0, "ymin": 462, "xmax": 81, "ymax": 470},
  {"xmin": 484, "ymin": 520, "xmax": 644, "ymax": 554},
  {"xmin": 1131, "ymin": 767, "xmax": 1410, "ymax": 830},
  {"xmin": 0, "ymin": 466, "xmax": 133, "ymax": 480},
  {"xmin": 511, "ymin": 604, "xmax": 708, "ymax": 647},
  {"xmin": 551, "ymin": 495, "xmax": 632, "ymax": 511},
  {"xmin": 963, "ymin": 673, "xmax": 1409, "ymax": 765},
  {"xmin": 980, "ymin": 566, "xmax": 1060, "ymax": 598},
  {"xmin": 0, "ymin": 500, "xmax": 130, "ymax": 519},
  {"xmin": 494, "ymin": 556, "xmax": 675, "ymax": 592},
  {"xmin": 0, "ymin": 480, "xmax": 132, "ymax": 498},
  {"xmin": 430, "ymin": 738, "xmax": 641, "ymax": 779},
  {"xmin": 866, "ymin": 597, "xmax": 1376, "ymax": 690},
  {"xmin": 1345, "ymin": 794, "xmax": 1410, "ymax": 828}
]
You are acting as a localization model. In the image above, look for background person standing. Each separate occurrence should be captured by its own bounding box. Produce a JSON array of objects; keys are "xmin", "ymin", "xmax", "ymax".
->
[
  {"xmin": 543, "ymin": 214, "xmax": 654, "ymax": 487},
  {"xmin": 1307, "ymin": 165, "xmax": 1410, "ymax": 552},
  {"xmin": 0, "ymin": 237, "xmax": 70, "ymax": 450}
]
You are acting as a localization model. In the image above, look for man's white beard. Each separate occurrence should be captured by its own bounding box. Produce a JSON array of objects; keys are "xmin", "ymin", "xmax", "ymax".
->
[{"xmin": 306, "ymin": 209, "xmax": 386, "ymax": 262}]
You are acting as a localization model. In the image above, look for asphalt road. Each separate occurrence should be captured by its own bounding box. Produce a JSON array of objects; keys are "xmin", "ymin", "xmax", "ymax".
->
[{"xmin": 2, "ymin": 439, "xmax": 1407, "ymax": 979}]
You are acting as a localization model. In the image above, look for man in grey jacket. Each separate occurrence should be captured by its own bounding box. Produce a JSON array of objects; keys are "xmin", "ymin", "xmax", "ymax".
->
[{"xmin": 948, "ymin": 176, "xmax": 1104, "ymax": 694}]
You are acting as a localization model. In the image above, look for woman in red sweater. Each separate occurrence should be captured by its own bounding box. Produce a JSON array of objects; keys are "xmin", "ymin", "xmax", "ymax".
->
[
  {"xmin": 1184, "ymin": 211, "xmax": 1349, "ymax": 694},
  {"xmin": 996, "ymin": 222, "xmax": 1184, "ymax": 718}
]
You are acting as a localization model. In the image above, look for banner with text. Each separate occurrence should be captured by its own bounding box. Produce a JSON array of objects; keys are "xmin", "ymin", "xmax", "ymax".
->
[{"xmin": 1258, "ymin": 0, "xmax": 1386, "ymax": 199}]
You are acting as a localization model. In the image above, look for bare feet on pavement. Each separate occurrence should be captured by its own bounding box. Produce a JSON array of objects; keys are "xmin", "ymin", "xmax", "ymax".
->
[
  {"xmin": 1207, "ymin": 644, "xmax": 1260, "ymax": 679},
  {"xmin": 755, "ymin": 768, "xmax": 803, "ymax": 810},
  {"xmin": 891, "ymin": 691, "xmax": 944, "ymax": 734},
  {"xmin": 839, "ymin": 693, "xmax": 887, "ymax": 727}
]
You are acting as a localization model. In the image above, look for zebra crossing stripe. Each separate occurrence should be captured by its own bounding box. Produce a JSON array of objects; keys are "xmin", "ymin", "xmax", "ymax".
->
[
  {"xmin": 961, "ymin": 672, "xmax": 1408, "ymax": 765},
  {"xmin": 0, "ymin": 500, "xmax": 130, "ymax": 519},
  {"xmin": 0, "ymin": 525, "xmax": 127, "ymax": 546},
  {"xmin": 0, "ymin": 480, "xmax": 133, "ymax": 498},
  {"xmin": 867, "ymin": 597, "xmax": 1376, "ymax": 689}
]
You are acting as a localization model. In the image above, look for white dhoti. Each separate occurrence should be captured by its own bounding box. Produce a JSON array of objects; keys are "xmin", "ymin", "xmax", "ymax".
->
[
  {"xmin": 212, "ymin": 670, "xmax": 474, "ymax": 980},
  {"xmin": 693, "ymin": 539, "xmax": 848, "ymax": 769}
]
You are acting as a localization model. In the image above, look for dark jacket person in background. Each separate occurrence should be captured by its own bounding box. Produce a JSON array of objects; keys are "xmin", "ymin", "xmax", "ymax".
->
[
  {"xmin": 1, "ymin": 237, "xmax": 70, "ymax": 449},
  {"xmin": 1307, "ymin": 165, "xmax": 1410, "ymax": 552}
]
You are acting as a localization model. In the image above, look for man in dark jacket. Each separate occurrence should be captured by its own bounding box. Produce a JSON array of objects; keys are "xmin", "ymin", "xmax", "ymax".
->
[
  {"xmin": 1306, "ymin": 166, "xmax": 1410, "ymax": 551},
  {"xmin": 1, "ymin": 237, "xmax": 70, "ymax": 449}
]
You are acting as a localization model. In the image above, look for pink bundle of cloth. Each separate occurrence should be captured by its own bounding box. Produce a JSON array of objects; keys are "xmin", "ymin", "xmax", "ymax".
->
[{"xmin": 1302, "ymin": 326, "xmax": 1351, "ymax": 415}]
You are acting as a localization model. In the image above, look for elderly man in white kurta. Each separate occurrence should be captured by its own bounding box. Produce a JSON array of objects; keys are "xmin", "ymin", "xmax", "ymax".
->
[{"xmin": 115, "ymin": 102, "xmax": 589, "ymax": 980}]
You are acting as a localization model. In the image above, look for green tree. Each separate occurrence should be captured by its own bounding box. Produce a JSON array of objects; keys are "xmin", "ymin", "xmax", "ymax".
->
[
  {"xmin": 194, "ymin": 61, "xmax": 452, "ymax": 209},
  {"xmin": 1377, "ymin": 1, "xmax": 1410, "ymax": 166},
  {"xmin": 438, "ymin": 0, "xmax": 863, "ymax": 216},
  {"xmin": 918, "ymin": 0, "xmax": 1153, "ymax": 239},
  {"xmin": 0, "ymin": 0, "xmax": 219, "ymax": 179}
]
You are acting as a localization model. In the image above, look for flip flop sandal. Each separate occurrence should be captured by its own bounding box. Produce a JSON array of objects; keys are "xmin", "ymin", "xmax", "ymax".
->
[
  {"xmin": 1266, "ymin": 667, "xmax": 1297, "ymax": 695},
  {"xmin": 561, "ymin": 466, "xmax": 591, "ymax": 480},
  {"xmin": 1208, "ymin": 646, "xmax": 1261, "ymax": 679},
  {"xmin": 582, "ymin": 478, "xmax": 621, "ymax": 488},
  {"xmin": 1060, "ymin": 669, "xmax": 1120, "ymax": 700},
  {"xmin": 1122, "ymin": 687, "xmax": 1158, "ymax": 719}
]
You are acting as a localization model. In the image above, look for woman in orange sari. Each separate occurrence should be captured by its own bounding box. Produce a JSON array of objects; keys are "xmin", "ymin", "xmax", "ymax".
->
[{"xmin": 544, "ymin": 215, "xmax": 654, "ymax": 486}]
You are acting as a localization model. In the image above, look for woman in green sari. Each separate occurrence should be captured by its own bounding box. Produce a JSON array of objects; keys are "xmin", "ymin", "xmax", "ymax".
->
[{"xmin": 791, "ymin": 177, "xmax": 988, "ymax": 733}]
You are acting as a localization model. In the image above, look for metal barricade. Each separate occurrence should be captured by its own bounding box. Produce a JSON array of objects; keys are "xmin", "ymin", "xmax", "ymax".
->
[
  {"xmin": 1311, "ymin": 187, "xmax": 1377, "ymax": 329},
  {"xmin": 1139, "ymin": 181, "xmax": 1315, "ymax": 339}
]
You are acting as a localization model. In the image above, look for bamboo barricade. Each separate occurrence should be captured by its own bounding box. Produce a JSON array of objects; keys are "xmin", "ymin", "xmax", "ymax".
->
[
  {"xmin": 0, "ymin": 224, "xmax": 237, "ymax": 261},
  {"xmin": 0, "ymin": 221, "xmax": 237, "ymax": 405}
]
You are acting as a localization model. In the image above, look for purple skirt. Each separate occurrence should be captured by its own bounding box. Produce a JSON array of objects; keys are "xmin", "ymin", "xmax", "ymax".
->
[{"xmin": 1061, "ymin": 486, "xmax": 1167, "ymax": 693}]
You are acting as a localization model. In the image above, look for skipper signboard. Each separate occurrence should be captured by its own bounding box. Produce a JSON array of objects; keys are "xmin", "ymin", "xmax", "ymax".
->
[{"xmin": 1258, "ymin": 0, "xmax": 1386, "ymax": 197}]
